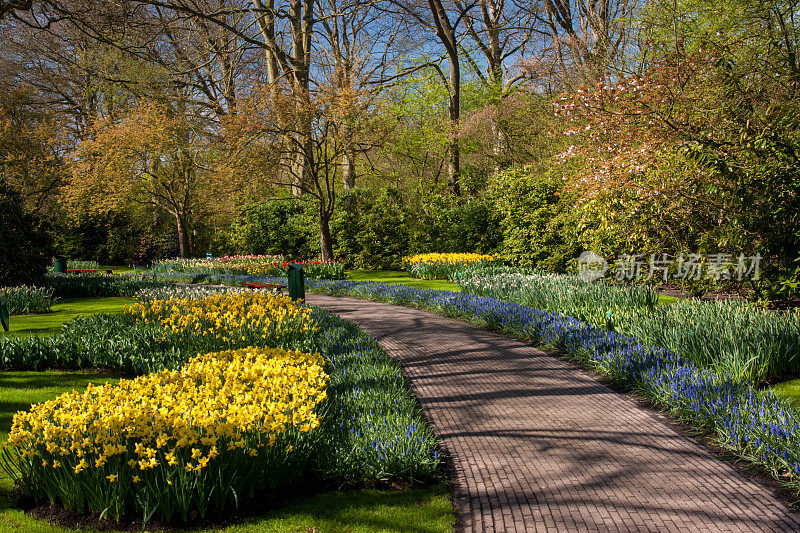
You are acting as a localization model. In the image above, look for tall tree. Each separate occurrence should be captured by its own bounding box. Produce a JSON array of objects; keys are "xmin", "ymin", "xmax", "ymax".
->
[
  {"xmin": 455, "ymin": 0, "xmax": 537, "ymax": 170},
  {"xmin": 389, "ymin": 0, "xmax": 464, "ymax": 194},
  {"xmin": 70, "ymin": 100, "xmax": 219, "ymax": 257},
  {"xmin": 223, "ymin": 79, "xmax": 379, "ymax": 259},
  {"xmin": 523, "ymin": 0, "xmax": 641, "ymax": 86}
]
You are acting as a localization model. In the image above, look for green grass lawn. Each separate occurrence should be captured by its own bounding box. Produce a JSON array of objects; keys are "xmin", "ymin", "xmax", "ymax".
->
[
  {"xmin": 657, "ymin": 294, "xmax": 680, "ymax": 305},
  {"xmin": 1, "ymin": 297, "xmax": 133, "ymax": 338},
  {"xmin": 771, "ymin": 379, "xmax": 800, "ymax": 407},
  {"xmin": 346, "ymin": 271, "xmax": 460, "ymax": 292}
]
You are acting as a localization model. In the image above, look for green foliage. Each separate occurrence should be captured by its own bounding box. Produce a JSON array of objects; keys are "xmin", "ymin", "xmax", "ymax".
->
[
  {"xmin": 332, "ymin": 189, "xmax": 502, "ymax": 270},
  {"xmin": 459, "ymin": 272, "xmax": 658, "ymax": 332},
  {"xmin": 409, "ymin": 194, "xmax": 502, "ymax": 255},
  {"xmin": 0, "ymin": 181, "xmax": 52, "ymax": 287},
  {"xmin": 52, "ymin": 209, "xmax": 183, "ymax": 267},
  {"xmin": 489, "ymin": 166, "xmax": 581, "ymax": 271},
  {"xmin": 225, "ymin": 200, "xmax": 320, "ymax": 259},
  {"xmin": 332, "ymin": 189, "xmax": 410, "ymax": 270},
  {"xmin": 459, "ymin": 271, "xmax": 800, "ymax": 383}
]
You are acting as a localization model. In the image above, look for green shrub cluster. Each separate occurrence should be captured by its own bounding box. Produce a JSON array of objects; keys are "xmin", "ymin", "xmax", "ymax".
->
[
  {"xmin": 214, "ymin": 190, "xmax": 502, "ymax": 270},
  {"xmin": 220, "ymin": 200, "xmax": 321, "ymax": 259},
  {"xmin": 488, "ymin": 166, "xmax": 581, "ymax": 272},
  {"xmin": 331, "ymin": 189, "xmax": 502, "ymax": 269}
]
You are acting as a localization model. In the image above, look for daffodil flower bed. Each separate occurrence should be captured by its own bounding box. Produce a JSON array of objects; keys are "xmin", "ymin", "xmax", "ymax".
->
[
  {"xmin": 2, "ymin": 346, "xmax": 328, "ymax": 523},
  {"xmin": 1, "ymin": 286, "xmax": 443, "ymax": 525},
  {"xmin": 1, "ymin": 291, "xmax": 318, "ymax": 373},
  {"xmin": 402, "ymin": 253, "xmax": 496, "ymax": 280},
  {"xmin": 127, "ymin": 291, "xmax": 318, "ymax": 353}
]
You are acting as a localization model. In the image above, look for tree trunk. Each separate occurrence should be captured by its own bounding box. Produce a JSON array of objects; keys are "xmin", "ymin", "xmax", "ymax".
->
[
  {"xmin": 290, "ymin": 130, "xmax": 313, "ymax": 196},
  {"xmin": 319, "ymin": 202, "xmax": 334, "ymax": 260},
  {"xmin": 342, "ymin": 150, "xmax": 355, "ymax": 189},
  {"xmin": 447, "ymin": 52, "xmax": 461, "ymax": 195},
  {"xmin": 175, "ymin": 213, "xmax": 191, "ymax": 258}
]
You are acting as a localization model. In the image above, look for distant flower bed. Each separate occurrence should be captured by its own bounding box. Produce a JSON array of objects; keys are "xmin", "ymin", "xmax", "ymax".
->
[
  {"xmin": 306, "ymin": 279, "xmax": 800, "ymax": 494},
  {"xmin": 3, "ymin": 346, "xmax": 328, "ymax": 523},
  {"xmin": 153, "ymin": 255, "xmax": 346, "ymax": 280},
  {"xmin": 43, "ymin": 272, "xmax": 171, "ymax": 298},
  {"xmin": 67, "ymin": 259, "xmax": 100, "ymax": 269},
  {"xmin": 402, "ymin": 253, "xmax": 497, "ymax": 280},
  {"xmin": 0, "ymin": 286, "xmax": 55, "ymax": 315}
]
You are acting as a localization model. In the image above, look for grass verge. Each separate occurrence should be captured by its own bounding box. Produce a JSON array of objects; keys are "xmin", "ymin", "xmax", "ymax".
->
[
  {"xmin": 772, "ymin": 379, "xmax": 800, "ymax": 407},
  {"xmin": 347, "ymin": 271, "xmax": 460, "ymax": 292},
  {"xmin": 1, "ymin": 298, "xmax": 133, "ymax": 338}
]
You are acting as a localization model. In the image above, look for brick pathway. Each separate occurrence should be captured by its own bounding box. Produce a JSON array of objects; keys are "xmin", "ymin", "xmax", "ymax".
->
[{"xmin": 307, "ymin": 294, "xmax": 800, "ymax": 532}]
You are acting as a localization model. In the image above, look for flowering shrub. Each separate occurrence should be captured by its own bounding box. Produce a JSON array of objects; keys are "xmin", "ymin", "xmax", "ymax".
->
[
  {"xmin": 153, "ymin": 255, "xmax": 346, "ymax": 280},
  {"xmin": 402, "ymin": 253, "xmax": 496, "ymax": 280},
  {"xmin": 0, "ymin": 285, "xmax": 55, "ymax": 315},
  {"xmin": 307, "ymin": 280, "xmax": 800, "ymax": 492},
  {"xmin": 2, "ymin": 346, "xmax": 328, "ymax": 523}
]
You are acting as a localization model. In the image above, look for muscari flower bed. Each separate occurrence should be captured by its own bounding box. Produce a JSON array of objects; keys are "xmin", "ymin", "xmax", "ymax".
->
[{"xmin": 304, "ymin": 279, "xmax": 800, "ymax": 492}]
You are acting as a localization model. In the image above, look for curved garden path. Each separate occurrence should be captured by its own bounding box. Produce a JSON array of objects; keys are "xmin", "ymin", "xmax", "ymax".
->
[{"xmin": 307, "ymin": 293, "xmax": 800, "ymax": 532}]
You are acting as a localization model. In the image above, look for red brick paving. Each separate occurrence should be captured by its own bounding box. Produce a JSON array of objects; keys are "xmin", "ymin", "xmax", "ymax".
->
[{"xmin": 308, "ymin": 294, "xmax": 800, "ymax": 532}]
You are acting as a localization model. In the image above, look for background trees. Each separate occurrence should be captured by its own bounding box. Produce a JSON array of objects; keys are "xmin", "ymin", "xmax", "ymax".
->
[{"xmin": 1, "ymin": 0, "xmax": 798, "ymax": 297}]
